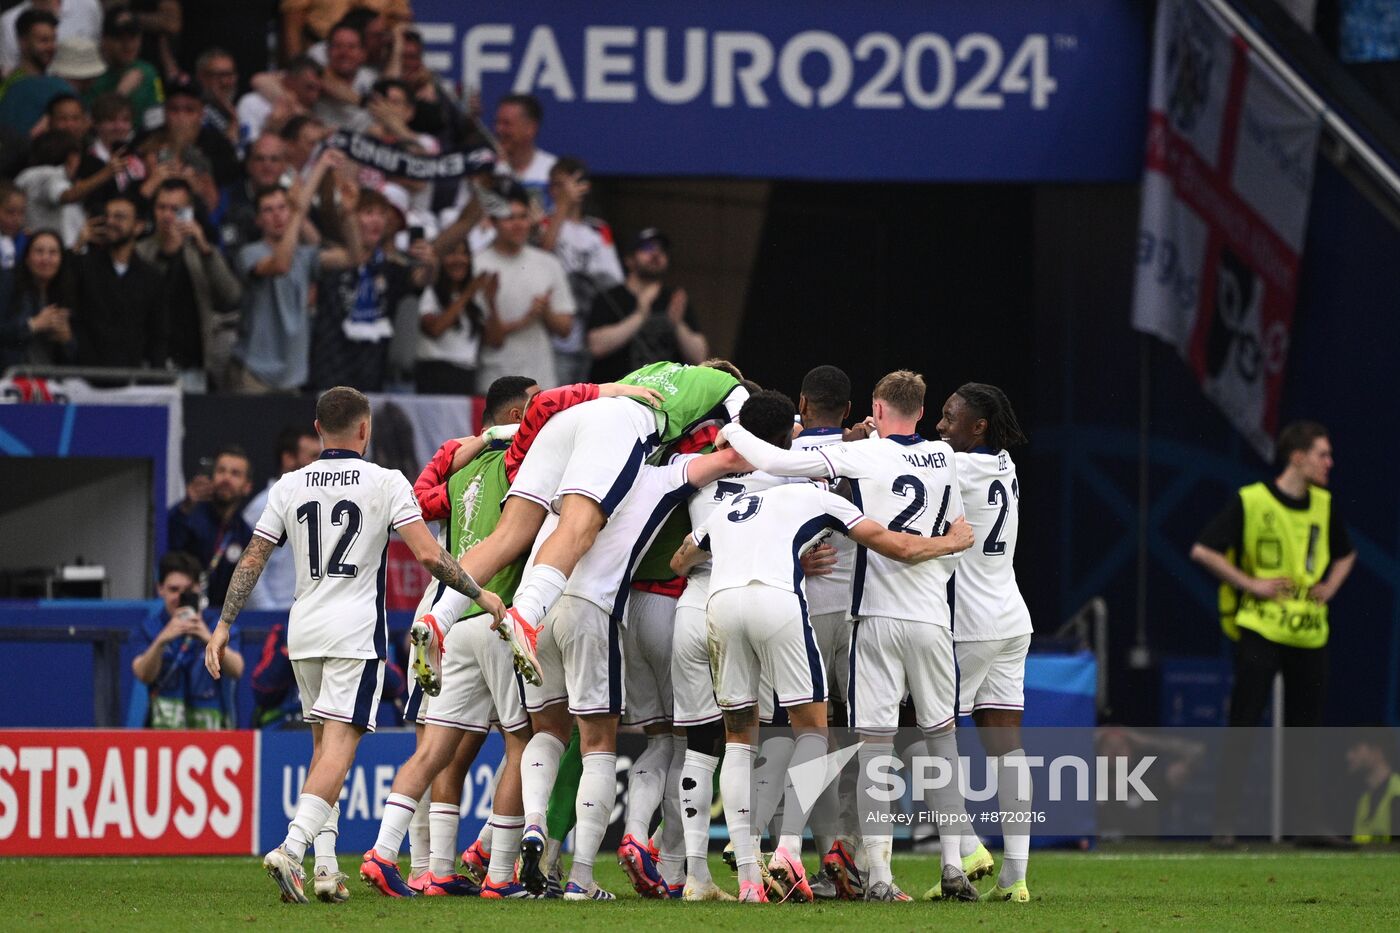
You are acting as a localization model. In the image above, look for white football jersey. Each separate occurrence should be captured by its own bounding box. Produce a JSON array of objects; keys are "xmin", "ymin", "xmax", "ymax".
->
[
  {"xmin": 718, "ymin": 424, "xmax": 963, "ymax": 627},
  {"xmin": 951, "ymin": 449, "xmax": 1033, "ymax": 642},
  {"xmin": 676, "ymin": 465, "xmax": 792, "ymax": 612},
  {"xmin": 252, "ymin": 449, "xmax": 422, "ymax": 661},
  {"xmin": 692, "ymin": 483, "xmax": 866, "ymax": 599},
  {"xmin": 529, "ymin": 459, "xmax": 694, "ymax": 620},
  {"xmin": 794, "ymin": 427, "xmax": 856, "ymax": 617}
]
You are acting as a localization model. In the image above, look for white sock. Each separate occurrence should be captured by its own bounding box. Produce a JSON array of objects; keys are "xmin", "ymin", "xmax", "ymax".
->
[
  {"xmin": 659, "ymin": 736, "xmax": 687, "ymax": 885},
  {"xmin": 282, "ymin": 793, "xmax": 333, "ymax": 862},
  {"xmin": 997, "ymin": 748, "xmax": 1032, "ymax": 886},
  {"xmin": 720, "ymin": 742, "xmax": 759, "ymax": 884},
  {"xmin": 777, "ymin": 732, "xmax": 827, "ymax": 856},
  {"xmin": 857, "ymin": 744, "xmax": 895, "ymax": 885},
  {"xmin": 960, "ymin": 832, "xmax": 981, "ymax": 858},
  {"xmin": 751, "ymin": 735, "xmax": 794, "ymax": 847},
  {"xmin": 476, "ymin": 813, "xmax": 495, "ymax": 853},
  {"xmin": 313, "ymin": 803, "xmax": 339, "ymax": 874},
  {"xmin": 923, "ymin": 731, "xmax": 967, "ymax": 869},
  {"xmin": 680, "ymin": 749, "xmax": 719, "ymax": 884},
  {"xmin": 428, "ymin": 803, "xmax": 460, "ymax": 876},
  {"xmin": 512, "ymin": 564, "xmax": 567, "ymax": 629},
  {"xmin": 624, "ymin": 734, "xmax": 672, "ymax": 840},
  {"xmin": 374, "ymin": 792, "xmax": 418, "ymax": 861},
  {"xmin": 409, "ymin": 789, "xmax": 431, "ymax": 876},
  {"xmin": 426, "ymin": 594, "xmax": 470, "ymax": 633},
  {"xmin": 487, "ymin": 815, "xmax": 525, "ymax": 884},
  {"xmin": 521, "ymin": 732, "xmax": 566, "ymax": 829},
  {"xmin": 568, "ymin": 751, "xmax": 617, "ymax": 888},
  {"xmin": 544, "ymin": 836, "xmax": 563, "ymax": 875}
]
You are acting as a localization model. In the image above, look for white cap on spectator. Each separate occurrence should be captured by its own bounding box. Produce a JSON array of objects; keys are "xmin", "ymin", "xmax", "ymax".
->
[
  {"xmin": 381, "ymin": 183, "xmax": 411, "ymax": 227},
  {"xmin": 51, "ymin": 38, "xmax": 106, "ymax": 81}
]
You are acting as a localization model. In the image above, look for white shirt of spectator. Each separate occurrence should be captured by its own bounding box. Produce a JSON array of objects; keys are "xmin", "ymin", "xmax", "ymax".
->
[
  {"xmin": 0, "ymin": 0, "xmax": 102, "ymax": 74},
  {"xmin": 692, "ymin": 482, "xmax": 866, "ymax": 600},
  {"xmin": 235, "ymin": 91, "xmax": 273, "ymax": 144},
  {"xmin": 252, "ymin": 453, "xmax": 422, "ymax": 661},
  {"xmin": 471, "ymin": 243, "xmax": 575, "ymax": 389},
  {"xmin": 950, "ymin": 449, "xmax": 1033, "ymax": 643},
  {"xmin": 544, "ymin": 215, "xmax": 624, "ymax": 355},
  {"xmin": 495, "ymin": 148, "xmax": 557, "ymax": 211},
  {"xmin": 414, "ymin": 283, "xmax": 481, "ymax": 370},
  {"xmin": 242, "ymin": 480, "xmax": 297, "ymax": 610},
  {"xmin": 14, "ymin": 165, "xmax": 84, "ymax": 247}
]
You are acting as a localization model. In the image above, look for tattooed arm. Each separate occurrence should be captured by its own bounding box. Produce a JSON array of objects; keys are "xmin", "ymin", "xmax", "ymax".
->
[
  {"xmin": 205, "ymin": 535, "xmax": 275, "ymax": 679},
  {"xmin": 398, "ymin": 519, "xmax": 507, "ymax": 624}
]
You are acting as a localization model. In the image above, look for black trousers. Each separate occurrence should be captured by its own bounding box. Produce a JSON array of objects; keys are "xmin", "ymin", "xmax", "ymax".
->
[{"xmin": 1217, "ymin": 629, "xmax": 1329, "ymax": 834}]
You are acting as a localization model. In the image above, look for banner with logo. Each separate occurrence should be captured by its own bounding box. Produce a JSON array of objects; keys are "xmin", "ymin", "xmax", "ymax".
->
[
  {"xmin": 1131, "ymin": 0, "xmax": 1321, "ymax": 460},
  {"xmin": 412, "ymin": 0, "xmax": 1148, "ymax": 181},
  {"xmin": 0, "ymin": 730, "xmax": 256, "ymax": 855}
]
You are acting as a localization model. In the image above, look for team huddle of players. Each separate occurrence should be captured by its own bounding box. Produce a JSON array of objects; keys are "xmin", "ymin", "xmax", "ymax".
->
[{"xmin": 205, "ymin": 359, "xmax": 1035, "ymax": 906}]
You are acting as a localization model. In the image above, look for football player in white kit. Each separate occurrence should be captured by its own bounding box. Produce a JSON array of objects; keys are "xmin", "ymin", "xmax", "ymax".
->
[
  {"xmin": 718, "ymin": 371, "xmax": 982, "ymax": 902},
  {"xmin": 674, "ymin": 390, "xmax": 976, "ymax": 904},
  {"xmin": 204, "ymin": 387, "xmax": 507, "ymax": 906},
  {"xmin": 937, "ymin": 382, "xmax": 1034, "ymax": 903},
  {"xmin": 513, "ymin": 441, "xmax": 756, "ymax": 901},
  {"xmin": 792, "ymin": 365, "xmax": 869, "ymax": 898}
]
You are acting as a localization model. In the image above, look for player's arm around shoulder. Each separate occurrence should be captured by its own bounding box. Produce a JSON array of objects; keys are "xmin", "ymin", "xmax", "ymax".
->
[
  {"xmin": 671, "ymin": 533, "xmax": 710, "ymax": 577},
  {"xmin": 850, "ymin": 515, "xmax": 976, "ymax": 563},
  {"xmin": 206, "ymin": 535, "xmax": 277, "ymax": 679}
]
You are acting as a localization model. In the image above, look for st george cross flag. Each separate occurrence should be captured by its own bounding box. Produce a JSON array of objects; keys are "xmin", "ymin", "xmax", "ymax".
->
[{"xmin": 1131, "ymin": 0, "xmax": 1321, "ymax": 460}]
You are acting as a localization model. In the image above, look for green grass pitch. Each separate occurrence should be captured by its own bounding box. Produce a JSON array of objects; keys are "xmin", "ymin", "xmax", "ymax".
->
[{"xmin": 3, "ymin": 847, "xmax": 1398, "ymax": 931}]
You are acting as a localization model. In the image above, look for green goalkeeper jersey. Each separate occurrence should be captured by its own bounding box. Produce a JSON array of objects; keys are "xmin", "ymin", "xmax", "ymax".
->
[
  {"xmin": 445, "ymin": 442, "xmax": 522, "ymax": 618},
  {"xmin": 619, "ymin": 361, "xmax": 743, "ymax": 448}
]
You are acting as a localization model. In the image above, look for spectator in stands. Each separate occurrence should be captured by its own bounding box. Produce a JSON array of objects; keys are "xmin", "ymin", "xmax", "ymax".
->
[
  {"xmin": 139, "ymin": 75, "xmax": 240, "ymax": 190},
  {"xmin": 310, "ymin": 184, "xmax": 434, "ymax": 391},
  {"xmin": 474, "ymin": 179, "xmax": 574, "ymax": 388},
  {"xmin": 279, "ymin": 0, "xmax": 410, "ymax": 62},
  {"xmin": 240, "ymin": 55, "xmax": 323, "ymax": 142},
  {"xmin": 539, "ymin": 156, "xmax": 622, "ymax": 385},
  {"xmin": 312, "ymin": 19, "xmax": 373, "ymax": 130},
  {"xmin": 356, "ymin": 78, "xmax": 439, "ymax": 210},
  {"xmin": 243, "ymin": 425, "xmax": 320, "ymax": 612},
  {"xmin": 384, "ymin": 26, "xmax": 463, "ymax": 148},
  {"xmin": 136, "ymin": 177, "xmax": 241, "ymax": 390},
  {"xmin": 46, "ymin": 36, "xmax": 106, "ymax": 101},
  {"xmin": 493, "ymin": 93, "xmax": 556, "ymax": 211},
  {"xmin": 587, "ymin": 227, "xmax": 708, "ymax": 382},
  {"xmin": 280, "ymin": 113, "xmax": 327, "ymax": 176},
  {"xmin": 0, "ymin": 1, "xmax": 103, "ymax": 76},
  {"xmin": 0, "ymin": 229, "xmax": 75, "ymax": 367},
  {"xmin": 74, "ymin": 92, "xmax": 142, "ymax": 213},
  {"xmin": 219, "ymin": 133, "xmax": 293, "ymax": 255},
  {"xmin": 43, "ymin": 92, "xmax": 88, "ymax": 141},
  {"xmin": 230, "ymin": 149, "xmax": 356, "ymax": 393},
  {"xmin": 195, "ymin": 47, "xmax": 242, "ymax": 153},
  {"xmin": 0, "ymin": 9, "xmax": 68, "ymax": 135},
  {"xmin": 86, "ymin": 5, "xmax": 163, "ymax": 132},
  {"xmin": 129, "ymin": 0, "xmax": 182, "ymax": 84},
  {"xmin": 168, "ymin": 443, "xmax": 253, "ymax": 607},
  {"xmin": 414, "ymin": 237, "xmax": 485, "ymax": 394},
  {"xmin": 16, "ymin": 129, "xmax": 117, "ymax": 246},
  {"xmin": 132, "ymin": 551, "xmax": 244, "ymax": 729},
  {"xmin": 70, "ymin": 192, "xmax": 166, "ymax": 367},
  {"xmin": 0, "ymin": 181, "xmax": 25, "ymax": 271}
]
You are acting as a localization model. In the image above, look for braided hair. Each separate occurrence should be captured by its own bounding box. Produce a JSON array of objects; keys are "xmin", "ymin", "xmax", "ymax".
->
[{"xmin": 955, "ymin": 382, "xmax": 1027, "ymax": 451}]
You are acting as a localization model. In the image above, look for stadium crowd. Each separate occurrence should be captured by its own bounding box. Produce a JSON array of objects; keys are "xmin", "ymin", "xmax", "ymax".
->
[{"xmin": 0, "ymin": 1, "xmax": 706, "ymax": 395}]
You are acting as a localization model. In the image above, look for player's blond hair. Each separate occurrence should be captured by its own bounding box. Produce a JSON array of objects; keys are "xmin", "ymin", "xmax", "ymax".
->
[{"xmin": 873, "ymin": 370, "xmax": 926, "ymax": 417}]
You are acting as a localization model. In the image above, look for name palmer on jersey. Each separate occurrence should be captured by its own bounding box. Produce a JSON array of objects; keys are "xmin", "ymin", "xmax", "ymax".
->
[
  {"xmin": 253, "ymin": 449, "xmax": 422, "ymax": 662},
  {"xmin": 719, "ymin": 424, "xmax": 964, "ymax": 627},
  {"xmin": 951, "ymin": 448, "xmax": 1032, "ymax": 642}
]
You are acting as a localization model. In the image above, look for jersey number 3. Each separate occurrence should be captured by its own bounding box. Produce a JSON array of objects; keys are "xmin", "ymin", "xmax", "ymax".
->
[{"xmin": 296, "ymin": 500, "xmax": 363, "ymax": 578}]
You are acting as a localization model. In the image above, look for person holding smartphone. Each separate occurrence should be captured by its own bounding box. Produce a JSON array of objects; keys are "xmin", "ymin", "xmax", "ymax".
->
[
  {"xmin": 131, "ymin": 552, "xmax": 244, "ymax": 729},
  {"xmin": 413, "ymin": 236, "xmax": 486, "ymax": 394},
  {"xmin": 136, "ymin": 175, "xmax": 243, "ymax": 391}
]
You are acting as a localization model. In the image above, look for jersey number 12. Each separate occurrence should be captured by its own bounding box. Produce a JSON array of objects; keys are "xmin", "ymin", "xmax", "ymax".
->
[{"xmin": 296, "ymin": 500, "xmax": 362, "ymax": 578}]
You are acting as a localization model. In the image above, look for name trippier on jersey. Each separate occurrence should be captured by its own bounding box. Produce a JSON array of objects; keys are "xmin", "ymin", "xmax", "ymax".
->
[{"xmin": 304, "ymin": 469, "xmax": 363, "ymax": 487}]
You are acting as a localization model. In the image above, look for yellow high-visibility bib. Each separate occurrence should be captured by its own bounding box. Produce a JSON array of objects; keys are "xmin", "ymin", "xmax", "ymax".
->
[{"xmin": 1218, "ymin": 482, "xmax": 1330, "ymax": 649}]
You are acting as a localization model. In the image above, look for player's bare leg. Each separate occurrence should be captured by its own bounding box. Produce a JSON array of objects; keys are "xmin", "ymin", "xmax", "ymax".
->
[
  {"xmin": 460, "ymin": 497, "xmax": 550, "ymax": 591},
  {"xmin": 269, "ymin": 721, "xmax": 365, "ymax": 903},
  {"xmin": 974, "ymin": 707, "xmax": 1031, "ymax": 900},
  {"xmin": 563, "ymin": 712, "xmax": 621, "ymax": 900}
]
